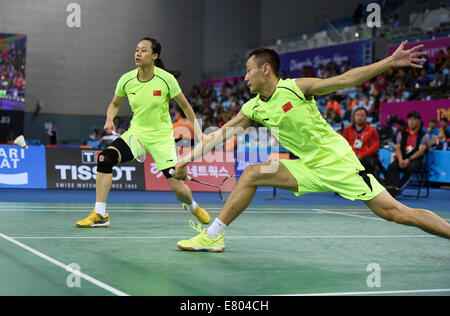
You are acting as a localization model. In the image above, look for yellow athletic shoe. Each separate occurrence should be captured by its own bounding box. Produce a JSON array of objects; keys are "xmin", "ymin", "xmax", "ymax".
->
[
  {"xmin": 177, "ymin": 220, "xmax": 225, "ymax": 252},
  {"xmin": 76, "ymin": 210, "xmax": 110, "ymax": 228},
  {"xmin": 183, "ymin": 203, "xmax": 210, "ymax": 224}
]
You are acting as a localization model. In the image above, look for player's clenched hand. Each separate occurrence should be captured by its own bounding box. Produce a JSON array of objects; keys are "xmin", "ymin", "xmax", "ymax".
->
[{"xmin": 104, "ymin": 120, "xmax": 115, "ymax": 134}]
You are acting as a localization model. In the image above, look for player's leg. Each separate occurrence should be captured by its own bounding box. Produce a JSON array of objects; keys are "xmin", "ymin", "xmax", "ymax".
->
[
  {"xmin": 217, "ymin": 161, "xmax": 298, "ymax": 225},
  {"xmin": 177, "ymin": 161, "xmax": 299, "ymax": 252},
  {"xmin": 150, "ymin": 139, "xmax": 210, "ymax": 224},
  {"xmin": 76, "ymin": 137, "xmax": 133, "ymax": 227},
  {"xmin": 364, "ymin": 190, "xmax": 450, "ymax": 239}
]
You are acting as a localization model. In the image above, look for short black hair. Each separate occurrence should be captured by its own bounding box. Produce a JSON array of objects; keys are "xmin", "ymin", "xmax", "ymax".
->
[
  {"xmin": 353, "ymin": 107, "xmax": 368, "ymax": 116},
  {"xmin": 440, "ymin": 117, "xmax": 449, "ymax": 123},
  {"xmin": 248, "ymin": 48, "xmax": 280, "ymax": 77}
]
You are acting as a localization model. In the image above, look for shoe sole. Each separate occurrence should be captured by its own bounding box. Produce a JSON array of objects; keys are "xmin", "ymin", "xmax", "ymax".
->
[
  {"xmin": 76, "ymin": 222, "xmax": 110, "ymax": 228},
  {"xmin": 177, "ymin": 244, "xmax": 225, "ymax": 252}
]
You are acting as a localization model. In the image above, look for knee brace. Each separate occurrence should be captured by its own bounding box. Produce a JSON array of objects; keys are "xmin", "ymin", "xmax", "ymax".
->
[{"xmin": 97, "ymin": 148, "xmax": 119, "ymax": 174}]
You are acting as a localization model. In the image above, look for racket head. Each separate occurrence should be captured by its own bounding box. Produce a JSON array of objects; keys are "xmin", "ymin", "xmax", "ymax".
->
[
  {"xmin": 218, "ymin": 175, "xmax": 237, "ymax": 203},
  {"xmin": 128, "ymin": 134, "xmax": 146, "ymax": 163}
]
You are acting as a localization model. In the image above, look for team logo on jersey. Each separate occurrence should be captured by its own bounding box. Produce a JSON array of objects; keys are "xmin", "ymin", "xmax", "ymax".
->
[
  {"xmin": 153, "ymin": 90, "xmax": 162, "ymax": 96},
  {"xmin": 282, "ymin": 102, "xmax": 293, "ymax": 113}
]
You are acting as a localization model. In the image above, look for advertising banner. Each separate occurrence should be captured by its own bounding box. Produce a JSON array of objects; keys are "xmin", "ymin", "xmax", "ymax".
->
[
  {"xmin": 380, "ymin": 99, "xmax": 450, "ymax": 128},
  {"xmin": 0, "ymin": 145, "xmax": 46, "ymax": 188},
  {"xmin": 145, "ymin": 152, "xmax": 235, "ymax": 191},
  {"xmin": 279, "ymin": 39, "xmax": 371, "ymax": 78},
  {"xmin": 46, "ymin": 147, "xmax": 146, "ymax": 190}
]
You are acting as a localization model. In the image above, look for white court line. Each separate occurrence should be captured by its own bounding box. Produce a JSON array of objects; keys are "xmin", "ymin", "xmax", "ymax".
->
[
  {"xmin": 274, "ymin": 288, "xmax": 450, "ymax": 296},
  {"xmin": 10, "ymin": 235, "xmax": 435, "ymax": 240},
  {"xmin": 0, "ymin": 231, "xmax": 129, "ymax": 296},
  {"xmin": 313, "ymin": 208, "xmax": 384, "ymax": 221}
]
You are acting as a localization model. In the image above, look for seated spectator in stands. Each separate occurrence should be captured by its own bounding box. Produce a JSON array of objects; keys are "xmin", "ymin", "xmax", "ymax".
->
[
  {"xmin": 48, "ymin": 122, "xmax": 58, "ymax": 145},
  {"xmin": 427, "ymin": 118, "xmax": 440, "ymax": 139},
  {"xmin": 434, "ymin": 50, "xmax": 446, "ymax": 73},
  {"xmin": 173, "ymin": 107, "xmax": 194, "ymax": 148},
  {"xmin": 430, "ymin": 117, "xmax": 450, "ymax": 150},
  {"xmin": 325, "ymin": 96, "xmax": 342, "ymax": 117},
  {"xmin": 100, "ymin": 130, "xmax": 117, "ymax": 147},
  {"xmin": 343, "ymin": 97, "xmax": 355, "ymax": 122},
  {"xmin": 118, "ymin": 123, "xmax": 128, "ymax": 135},
  {"xmin": 325, "ymin": 96, "xmax": 342, "ymax": 124},
  {"xmin": 393, "ymin": 118, "xmax": 405, "ymax": 141},
  {"xmin": 6, "ymin": 131, "xmax": 16, "ymax": 145},
  {"xmin": 439, "ymin": 117, "xmax": 450, "ymax": 134},
  {"xmin": 396, "ymin": 68, "xmax": 414, "ymax": 88},
  {"xmin": 413, "ymin": 70, "xmax": 431, "ymax": 88},
  {"xmin": 384, "ymin": 111, "xmax": 430, "ymax": 196},
  {"xmin": 343, "ymin": 107, "xmax": 380, "ymax": 177}
]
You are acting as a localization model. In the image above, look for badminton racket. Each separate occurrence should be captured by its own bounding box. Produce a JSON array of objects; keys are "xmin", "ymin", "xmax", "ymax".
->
[
  {"xmin": 110, "ymin": 130, "xmax": 146, "ymax": 163},
  {"xmin": 169, "ymin": 169, "xmax": 236, "ymax": 203}
]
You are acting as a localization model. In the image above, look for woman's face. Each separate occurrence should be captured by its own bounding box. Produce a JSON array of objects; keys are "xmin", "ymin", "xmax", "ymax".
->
[{"xmin": 135, "ymin": 40, "xmax": 157, "ymax": 67}]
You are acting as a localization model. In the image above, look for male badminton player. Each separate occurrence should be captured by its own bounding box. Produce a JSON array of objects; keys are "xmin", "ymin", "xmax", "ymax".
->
[
  {"xmin": 77, "ymin": 37, "xmax": 210, "ymax": 227},
  {"xmin": 173, "ymin": 41, "xmax": 450, "ymax": 252}
]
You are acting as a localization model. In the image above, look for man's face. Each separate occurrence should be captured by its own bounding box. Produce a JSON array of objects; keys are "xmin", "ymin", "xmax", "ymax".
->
[
  {"xmin": 429, "ymin": 120, "xmax": 436, "ymax": 129},
  {"xmin": 408, "ymin": 117, "xmax": 420, "ymax": 130},
  {"xmin": 440, "ymin": 120, "xmax": 448, "ymax": 129},
  {"xmin": 244, "ymin": 56, "xmax": 266, "ymax": 94},
  {"xmin": 354, "ymin": 109, "xmax": 367, "ymax": 125}
]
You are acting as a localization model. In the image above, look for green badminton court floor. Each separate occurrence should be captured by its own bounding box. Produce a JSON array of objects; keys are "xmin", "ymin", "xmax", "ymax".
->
[{"xmin": 0, "ymin": 202, "xmax": 449, "ymax": 296}]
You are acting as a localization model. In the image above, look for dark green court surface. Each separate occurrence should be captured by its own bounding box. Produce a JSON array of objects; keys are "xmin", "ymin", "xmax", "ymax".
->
[{"xmin": 0, "ymin": 202, "xmax": 449, "ymax": 296}]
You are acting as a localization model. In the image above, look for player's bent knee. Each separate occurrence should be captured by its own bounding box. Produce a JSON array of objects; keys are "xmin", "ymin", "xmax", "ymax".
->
[{"xmin": 97, "ymin": 148, "xmax": 119, "ymax": 174}]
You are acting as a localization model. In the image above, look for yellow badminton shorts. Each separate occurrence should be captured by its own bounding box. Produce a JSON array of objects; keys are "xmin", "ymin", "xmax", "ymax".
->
[
  {"xmin": 279, "ymin": 151, "xmax": 386, "ymax": 201},
  {"xmin": 120, "ymin": 128, "xmax": 178, "ymax": 171}
]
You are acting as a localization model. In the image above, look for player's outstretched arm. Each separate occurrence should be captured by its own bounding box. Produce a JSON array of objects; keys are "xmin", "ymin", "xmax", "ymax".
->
[
  {"xmin": 173, "ymin": 110, "xmax": 252, "ymax": 180},
  {"xmin": 296, "ymin": 40, "xmax": 427, "ymax": 98}
]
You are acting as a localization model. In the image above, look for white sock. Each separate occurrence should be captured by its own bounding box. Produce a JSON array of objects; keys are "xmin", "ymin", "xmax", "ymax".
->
[
  {"xmin": 186, "ymin": 200, "xmax": 198, "ymax": 212},
  {"xmin": 206, "ymin": 218, "xmax": 228, "ymax": 239},
  {"xmin": 95, "ymin": 202, "xmax": 106, "ymax": 216}
]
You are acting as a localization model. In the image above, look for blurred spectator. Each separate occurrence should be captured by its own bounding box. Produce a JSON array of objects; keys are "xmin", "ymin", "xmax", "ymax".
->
[
  {"xmin": 173, "ymin": 107, "xmax": 194, "ymax": 148},
  {"xmin": 100, "ymin": 131, "xmax": 117, "ymax": 147},
  {"xmin": 113, "ymin": 117, "xmax": 121, "ymax": 131},
  {"xmin": 343, "ymin": 107, "xmax": 380, "ymax": 177},
  {"xmin": 393, "ymin": 118, "xmax": 405, "ymax": 141},
  {"xmin": 384, "ymin": 111, "xmax": 429, "ymax": 196},
  {"xmin": 6, "ymin": 131, "xmax": 16, "ymax": 145},
  {"xmin": 427, "ymin": 118, "xmax": 440, "ymax": 139},
  {"xmin": 118, "ymin": 123, "xmax": 128, "ymax": 135},
  {"xmin": 413, "ymin": 70, "xmax": 431, "ymax": 88},
  {"xmin": 48, "ymin": 122, "xmax": 58, "ymax": 145},
  {"xmin": 430, "ymin": 117, "xmax": 450, "ymax": 150}
]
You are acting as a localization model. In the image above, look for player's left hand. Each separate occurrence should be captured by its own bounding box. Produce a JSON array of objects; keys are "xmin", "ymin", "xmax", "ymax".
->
[{"xmin": 391, "ymin": 40, "xmax": 427, "ymax": 69}]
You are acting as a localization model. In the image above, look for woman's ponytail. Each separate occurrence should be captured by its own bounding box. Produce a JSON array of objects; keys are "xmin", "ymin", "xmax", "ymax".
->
[{"xmin": 141, "ymin": 37, "xmax": 181, "ymax": 78}]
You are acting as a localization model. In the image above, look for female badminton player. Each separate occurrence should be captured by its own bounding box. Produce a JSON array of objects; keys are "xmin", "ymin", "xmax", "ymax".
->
[{"xmin": 76, "ymin": 37, "xmax": 210, "ymax": 227}]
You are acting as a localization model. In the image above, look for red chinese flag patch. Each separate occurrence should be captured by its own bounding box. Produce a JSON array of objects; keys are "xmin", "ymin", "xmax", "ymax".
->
[
  {"xmin": 153, "ymin": 90, "xmax": 162, "ymax": 96},
  {"xmin": 282, "ymin": 102, "xmax": 293, "ymax": 113}
]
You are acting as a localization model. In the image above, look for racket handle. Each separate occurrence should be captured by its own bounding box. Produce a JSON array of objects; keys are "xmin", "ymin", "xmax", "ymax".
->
[
  {"xmin": 169, "ymin": 168, "xmax": 192, "ymax": 180},
  {"xmin": 110, "ymin": 130, "xmax": 118, "ymax": 136}
]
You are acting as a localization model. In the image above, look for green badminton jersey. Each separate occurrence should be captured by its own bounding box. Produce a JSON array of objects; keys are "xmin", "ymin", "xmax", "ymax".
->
[
  {"xmin": 241, "ymin": 78, "xmax": 353, "ymax": 168},
  {"xmin": 115, "ymin": 66, "xmax": 181, "ymax": 138}
]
